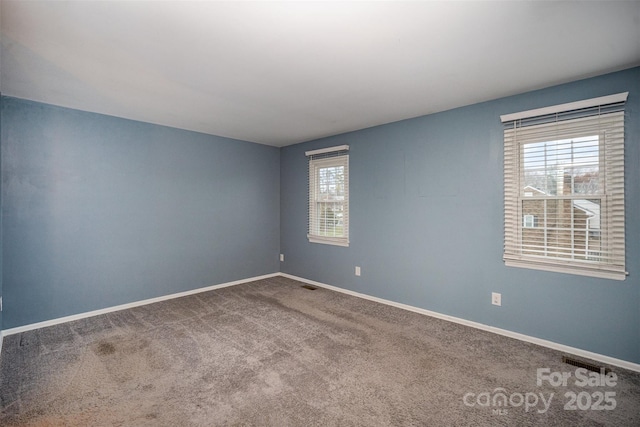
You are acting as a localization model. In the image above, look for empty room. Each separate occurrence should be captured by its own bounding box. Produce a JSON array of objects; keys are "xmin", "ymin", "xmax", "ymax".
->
[{"xmin": 1, "ymin": 1, "xmax": 639, "ymax": 426}]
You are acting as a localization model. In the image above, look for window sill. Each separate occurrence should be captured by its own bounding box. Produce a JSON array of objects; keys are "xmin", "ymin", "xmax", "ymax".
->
[
  {"xmin": 308, "ymin": 235, "xmax": 349, "ymax": 247},
  {"xmin": 504, "ymin": 257, "xmax": 627, "ymax": 281}
]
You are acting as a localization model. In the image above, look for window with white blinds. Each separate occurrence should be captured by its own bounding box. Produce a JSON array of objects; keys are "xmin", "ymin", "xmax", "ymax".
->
[
  {"xmin": 306, "ymin": 145, "xmax": 349, "ymax": 247},
  {"xmin": 501, "ymin": 93, "xmax": 627, "ymax": 280}
]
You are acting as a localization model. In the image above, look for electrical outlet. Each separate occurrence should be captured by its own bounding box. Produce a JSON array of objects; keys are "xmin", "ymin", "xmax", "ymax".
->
[
  {"xmin": 492, "ymin": 292, "xmax": 502, "ymax": 306},
  {"xmin": 355, "ymin": 266, "xmax": 361, "ymax": 276},
  {"xmin": 279, "ymin": 254, "xmax": 284, "ymax": 262}
]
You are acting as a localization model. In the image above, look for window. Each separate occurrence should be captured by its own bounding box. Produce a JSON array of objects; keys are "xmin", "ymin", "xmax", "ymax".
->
[
  {"xmin": 306, "ymin": 145, "xmax": 349, "ymax": 246},
  {"xmin": 502, "ymin": 93, "xmax": 627, "ymax": 280},
  {"xmin": 523, "ymin": 214, "xmax": 536, "ymax": 229}
]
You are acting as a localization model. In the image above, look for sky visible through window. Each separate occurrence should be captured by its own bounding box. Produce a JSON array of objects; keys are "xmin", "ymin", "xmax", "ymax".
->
[{"xmin": 522, "ymin": 135, "xmax": 600, "ymax": 196}]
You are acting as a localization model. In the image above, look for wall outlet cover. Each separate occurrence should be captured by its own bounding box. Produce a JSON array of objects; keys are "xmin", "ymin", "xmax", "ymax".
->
[{"xmin": 492, "ymin": 292, "xmax": 502, "ymax": 306}]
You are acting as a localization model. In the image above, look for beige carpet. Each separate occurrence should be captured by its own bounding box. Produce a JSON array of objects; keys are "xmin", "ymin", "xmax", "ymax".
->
[{"xmin": 1, "ymin": 276, "xmax": 639, "ymax": 426}]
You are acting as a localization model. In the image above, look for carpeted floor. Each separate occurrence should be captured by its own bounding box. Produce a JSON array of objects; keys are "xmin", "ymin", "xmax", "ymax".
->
[{"xmin": 1, "ymin": 276, "xmax": 639, "ymax": 426}]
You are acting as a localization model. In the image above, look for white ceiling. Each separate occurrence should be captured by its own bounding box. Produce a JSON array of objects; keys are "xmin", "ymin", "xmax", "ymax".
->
[{"xmin": 1, "ymin": 1, "xmax": 639, "ymax": 147}]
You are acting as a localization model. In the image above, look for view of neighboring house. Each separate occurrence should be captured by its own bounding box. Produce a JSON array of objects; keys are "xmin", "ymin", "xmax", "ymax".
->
[{"xmin": 521, "ymin": 179, "xmax": 601, "ymax": 261}]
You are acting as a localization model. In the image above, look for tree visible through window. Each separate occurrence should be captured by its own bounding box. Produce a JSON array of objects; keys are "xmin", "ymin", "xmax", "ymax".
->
[{"xmin": 316, "ymin": 164, "xmax": 346, "ymax": 237}]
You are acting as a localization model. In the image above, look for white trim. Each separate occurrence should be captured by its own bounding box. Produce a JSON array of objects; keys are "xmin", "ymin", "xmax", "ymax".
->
[
  {"xmin": 279, "ymin": 273, "xmax": 640, "ymax": 373},
  {"xmin": 305, "ymin": 145, "xmax": 349, "ymax": 157},
  {"xmin": 3, "ymin": 270, "xmax": 638, "ymax": 373},
  {"xmin": 308, "ymin": 153, "xmax": 349, "ymax": 246},
  {"xmin": 505, "ymin": 258, "xmax": 627, "ymax": 281},
  {"xmin": 500, "ymin": 92, "xmax": 628, "ymax": 123},
  {"xmin": 1, "ymin": 273, "xmax": 279, "ymax": 337},
  {"xmin": 307, "ymin": 235, "xmax": 350, "ymax": 247}
]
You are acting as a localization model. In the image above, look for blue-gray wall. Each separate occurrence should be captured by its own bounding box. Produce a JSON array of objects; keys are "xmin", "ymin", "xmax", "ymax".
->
[
  {"xmin": 1, "ymin": 97, "xmax": 280, "ymax": 328},
  {"xmin": 280, "ymin": 67, "xmax": 640, "ymax": 364},
  {"xmin": 2, "ymin": 68, "xmax": 638, "ymax": 365}
]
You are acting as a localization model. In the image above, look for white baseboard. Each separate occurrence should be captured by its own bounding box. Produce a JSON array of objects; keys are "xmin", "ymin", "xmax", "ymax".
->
[
  {"xmin": 1, "ymin": 273, "xmax": 279, "ymax": 337},
  {"xmin": 279, "ymin": 273, "xmax": 640, "ymax": 373},
  {"xmin": 3, "ymin": 271, "xmax": 638, "ymax": 373}
]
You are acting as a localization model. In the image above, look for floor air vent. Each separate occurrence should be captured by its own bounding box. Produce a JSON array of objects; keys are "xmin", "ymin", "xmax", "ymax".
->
[
  {"xmin": 562, "ymin": 356, "xmax": 611, "ymax": 374},
  {"xmin": 301, "ymin": 285, "xmax": 318, "ymax": 291}
]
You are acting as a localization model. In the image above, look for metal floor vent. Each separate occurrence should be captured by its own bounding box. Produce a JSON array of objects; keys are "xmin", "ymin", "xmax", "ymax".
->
[
  {"xmin": 301, "ymin": 285, "xmax": 318, "ymax": 291},
  {"xmin": 562, "ymin": 356, "xmax": 611, "ymax": 374}
]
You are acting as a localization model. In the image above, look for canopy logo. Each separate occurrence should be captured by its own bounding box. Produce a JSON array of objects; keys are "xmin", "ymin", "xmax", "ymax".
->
[
  {"xmin": 463, "ymin": 367, "xmax": 617, "ymax": 416},
  {"xmin": 463, "ymin": 389, "xmax": 553, "ymax": 415}
]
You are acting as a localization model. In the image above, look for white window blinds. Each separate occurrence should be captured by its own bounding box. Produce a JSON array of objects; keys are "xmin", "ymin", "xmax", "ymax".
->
[
  {"xmin": 306, "ymin": 145, "xmax": 349, "ymax": 247},
  {"xmin": 501, "ymin": 93, "xmax": 627, "ymax": 280}
]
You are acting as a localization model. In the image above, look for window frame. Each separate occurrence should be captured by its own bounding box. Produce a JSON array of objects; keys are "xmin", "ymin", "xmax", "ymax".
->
[
  {"xmin": 307, "ymin": 147, "xmax": 349, "ymax": 247},
  {"xmin": 501, "ymin": 93, "xmax": 627, "ymax": 280}
]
